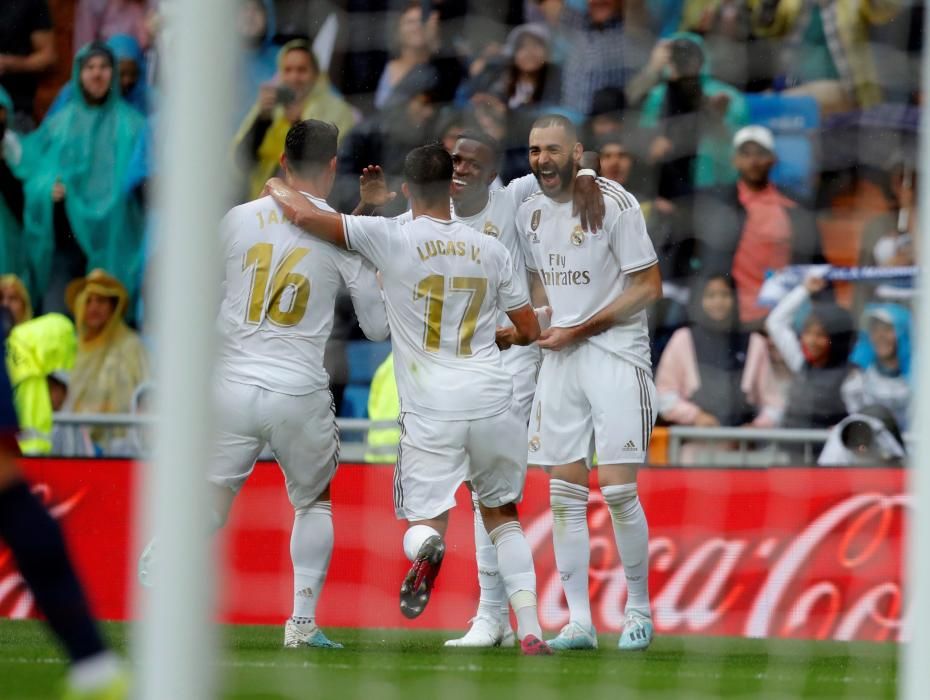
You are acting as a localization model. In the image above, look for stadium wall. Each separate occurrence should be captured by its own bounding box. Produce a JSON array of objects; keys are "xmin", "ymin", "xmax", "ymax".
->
[{"xmin": 0, "ymin": 460, "xmax": 904, "ymax": 642}]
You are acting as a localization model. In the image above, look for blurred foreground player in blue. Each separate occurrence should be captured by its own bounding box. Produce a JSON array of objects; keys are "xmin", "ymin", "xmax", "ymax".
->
[{"xmin": 0, "ymin": 311, "xmax": 127, "ymax": 699}]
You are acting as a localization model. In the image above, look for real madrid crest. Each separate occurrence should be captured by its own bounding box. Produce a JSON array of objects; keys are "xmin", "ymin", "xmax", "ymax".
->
[
  {"xmin": 530, "ymin": 209, "xmax": 541, "ymax": 231},
  {"xmin": 483, "ymin": 221, "xmax": 500, "ymax": 238},
  {"xmin": 570, "ymin": 225, "xmax": 585, "ymax": 247},
  {"xmin": 528, "ymin": 436, "xmax": 541, "ymax": 452}
]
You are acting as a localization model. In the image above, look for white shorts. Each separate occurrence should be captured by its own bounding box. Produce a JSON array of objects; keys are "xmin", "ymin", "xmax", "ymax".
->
[
  {"xmin": 209, "ymin": 378, "xmax": 338, "ymax": 510},
  {"xmin": 394, "ymin": 409, "xmax": 527, "ymax": 522},
  {"xmin": 528, "ymin": 342, "xmax": 656, "ymax": 467},
  {"xmin": 502, "ymin": 343, "xmax": 541, "ymax": 426}
]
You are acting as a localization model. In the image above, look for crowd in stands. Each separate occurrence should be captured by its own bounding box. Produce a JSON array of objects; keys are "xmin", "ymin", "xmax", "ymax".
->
[{"xmin": 0, "ymin": 0, "xmax": 920, "ymax": 463}]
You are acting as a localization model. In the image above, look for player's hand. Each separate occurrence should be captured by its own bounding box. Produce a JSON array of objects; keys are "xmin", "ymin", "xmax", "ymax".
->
[
  {"xmin": 537, "ymin": 326, "xmax": 578, "ymax": 351},
  {"xmin": 573, "ymin": 171, "xmax": 604, "ymax": 233},
  {"xmin": 496, "ymin": 326, "xmax": 517, "ymax": 351},
  {"xmin": 51, "ymin": 180, "xmax": 66, "ymax": 202},
  {"xmin": 359, "ymin": 165, "xmax": 397, "ymax": 208},
  {"xmin": 264, "ymin": 177, "xmax": 304, "ymax": 223}
]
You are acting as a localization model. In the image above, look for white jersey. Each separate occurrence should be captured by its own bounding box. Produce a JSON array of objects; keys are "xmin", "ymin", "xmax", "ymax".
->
[
  {"xmin": 342, "ymin": 213, "xmax": 530, "ymax": 421},
  {"xmin": 516, "ymin": 180, "xmax": 657, "ymax": 373},
  {"xmin": 216, "ymin": 193, "xmax": 389, "ymax": 395}
]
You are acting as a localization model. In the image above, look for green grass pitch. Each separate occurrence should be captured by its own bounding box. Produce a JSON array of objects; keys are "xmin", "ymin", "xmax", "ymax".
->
[{"xmin": 0, "ymin": 620, "xmax": 896, "ymax": 699}]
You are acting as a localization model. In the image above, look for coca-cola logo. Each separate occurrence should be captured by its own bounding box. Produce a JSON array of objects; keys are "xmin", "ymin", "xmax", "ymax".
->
[
  {"xmin": 0, "ymin": 483, "xmax": 86, "ymax": 619},
  {"xmin": 524, "ymin": 491, "xmax": 907, "ymax": 641}
]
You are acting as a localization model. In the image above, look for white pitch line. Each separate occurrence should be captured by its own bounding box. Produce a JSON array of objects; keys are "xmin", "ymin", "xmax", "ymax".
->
[{"xmin": 0, "ymin": 656, "xmax": 892, "ymax": 686}]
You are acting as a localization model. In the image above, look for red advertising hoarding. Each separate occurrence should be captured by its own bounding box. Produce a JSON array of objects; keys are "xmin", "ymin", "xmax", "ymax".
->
[{"xmin": 0, "ymin": 460, "xmax": 906, "ymax": 641}]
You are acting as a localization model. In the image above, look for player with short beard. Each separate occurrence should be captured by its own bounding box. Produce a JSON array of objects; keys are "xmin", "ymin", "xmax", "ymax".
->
[{"xmin": 516, "ymin": 114, "xmax": 663, "ymax": 652}]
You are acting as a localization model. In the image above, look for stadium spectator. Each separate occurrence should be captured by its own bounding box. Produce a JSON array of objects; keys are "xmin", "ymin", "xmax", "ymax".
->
[
  {"xmin": 65, "ymin": 269, "xmax": 149, "ymax": 451},
  {"xmin": 48, "ymin": 33, "xmax": 152, "ymax": 116},
  {"xmin": 855, "ymin": 152, "xmax": 917, "ymax": 311},
  {"xmin": 818, "ymin": 405, "xmax": 906, "ymax": 466},
  {"xmin": 0, "ymin": 90, "xmax": 29, "ymax": 291},
  {"xmin": 235, "ymin": 39, "xmax": 356, "ymax": 199},
  {"xmin": 694, "ymin": 125, "xmax": 825, "ymax": 324},
  {"xmin": 679, "ymin": 0, "xmax": 759, "ymax": 92},
  {"xmin": 463, "ymin": 24, "xmax": 561, "ymax": 112},
  {"xmin": 656, "ymin": 275, "xmax": 782, "ymax": 430},
  {"xmin": 765, "ymin": 275, "xmax": 854, "ymax": 429},
  {"xmin": 843, "ymin": 304, "xmax": 911, "ymax": 431},
  {"xmin": 0, "ymin": 0, "xmax": 56, "ymax": 131},
  {"xmin": 750, "ymin": 0, "xmax": 903, "ymax": 112},
  {"xmin": 375, "ymin": 3, "xmax": 440, "ymax": 110},
  {"xmin": 6, "ymin": 311, "xmax": 76, "ymax": 455},
  {"xmin": 235, "ymin": 0, "xmax": 280, "ymax": 125},
  {"xmin": 640, "ymin": 33, "xmax": 748, "ymax": 193},
  {"xmin": 434, "ymin": 108, "xmax": 467, "ymax": 153},
  {"xmin": 586, "ymin": 86, "xmax": 627, "ymax": 141},
  {"xmin": 0, "ymin": 275, "xmax": 33, "ymax": 327},
  {"xmin": 21, "ymin": 42, "xmax": 146, "ymax": 315},
  {"xmin": 74, "ymin": 0, "xmax": 154, "ymax": 54},
  {"xmin": 559, "ymin": 0, "xmax": 649, "ymax": 115},
  {"xmin": 332, "ymin": 65, "xmax": 438, "ymax": 214}
]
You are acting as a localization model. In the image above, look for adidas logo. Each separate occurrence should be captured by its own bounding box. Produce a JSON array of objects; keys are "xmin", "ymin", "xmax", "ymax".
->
[{"xmin": 623, "ymin": 440, "xmax": 637, "ymax": 452}]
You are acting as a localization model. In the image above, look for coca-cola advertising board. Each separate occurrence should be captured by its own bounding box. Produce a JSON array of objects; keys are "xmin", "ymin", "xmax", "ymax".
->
[{"xmin": 0, "ymin": 460, "xmax": 905, "ymax": 641}]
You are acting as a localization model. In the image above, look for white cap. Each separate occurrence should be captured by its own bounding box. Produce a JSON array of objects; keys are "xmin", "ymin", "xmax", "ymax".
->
[{"xmin": 733, "ymin": 125, "xmax": 775, "ymax": 153}]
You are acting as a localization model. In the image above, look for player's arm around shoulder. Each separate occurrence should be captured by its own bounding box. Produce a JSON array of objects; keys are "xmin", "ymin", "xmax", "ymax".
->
[{"xmin": 264, "ymin": 177, "xmax": 347, "ymax": 248}]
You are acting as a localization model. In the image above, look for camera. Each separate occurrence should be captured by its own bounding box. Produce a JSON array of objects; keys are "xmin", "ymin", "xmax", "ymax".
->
[{"xmin": 275, "ymin": 86, "xmax": 297, "ymax": 107}]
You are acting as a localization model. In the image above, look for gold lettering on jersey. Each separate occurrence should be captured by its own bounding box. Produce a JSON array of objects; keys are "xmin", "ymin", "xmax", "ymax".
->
[
  {"xmin": 416, "ymin": 240, "xmax": 471, "ymax": 262},
  {"xmin": 570, "ymin": 225, "xmax": 585, "ymax": 247},
  {"xmin": 530, "ymin": 209, "xmax": 541, "ymax": 231},
  {"xmin": 267, "ymin": 209, "xmax": 281, "ymax": 225},
  {"xmin": 483, "ymin": 221, "xmax": 500, "ymax": 238},
  {"xmin": 470, "ymin": 245, "xmax": 481, "ymax": 263},
  {"xmin": 256, "ymin": 211, "xmax": 265, "ymax": 229}
]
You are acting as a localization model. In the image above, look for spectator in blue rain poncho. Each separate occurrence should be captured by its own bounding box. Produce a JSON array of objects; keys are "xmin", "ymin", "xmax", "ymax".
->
[
  {"xmin": 0, "ymin": 87, "xmax": 30, "ymax": 295},
  {"xmin": 842, "ymin": 304, "xmax": 912, "ymax": 431},
  {"xmin": 48, "ymin": 33, "xmax": 152, "ymax": 116},
  {"xmin": 19, "ymin": 42, "xmax": 145, "ymax": 315}
]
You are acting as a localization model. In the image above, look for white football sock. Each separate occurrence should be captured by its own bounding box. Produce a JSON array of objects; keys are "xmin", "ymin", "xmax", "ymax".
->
[
  {"xmin": 471, "ymin": 492, "xmax": 507, "ymax": 621},
  {"xmin": 550, "ymin": 479, "xmax": 592, "ymax": 628},
  {"xmin": 601, "ymin": 483, "xmax": 651, "ymax": 616},
  {"xmin": 403, "ymin": 524, "xmax": 441, "ymax": 562},
  {"xmin": 488, "ymin": 521, "xmax": 542, "ymax": 640},
  {"xmin": 290, "ymin": 501, "xmax": 333, "ymax": 621}
]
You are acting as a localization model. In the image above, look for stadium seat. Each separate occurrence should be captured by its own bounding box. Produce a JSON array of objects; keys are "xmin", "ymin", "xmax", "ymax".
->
[
  {"xmin": 341, "ymin": 384, "xmax": 371, "ymax": 418},
  {"xmin": 745, "ymin": 94, "xmax": 820, "ymax": 200},
  {"xmin": 346, "ymin": 340, "xmax": 392, "ymax": 384}
]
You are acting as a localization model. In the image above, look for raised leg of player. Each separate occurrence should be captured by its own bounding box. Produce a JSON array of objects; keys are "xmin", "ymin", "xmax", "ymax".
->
[
  {"xmin": 600, "ymin": 465, "xmax": 653, "ymax": 651},
  {"xmin": 399, "ymin": 515, "xmax": 448, "ymax": 620},
  {"xmin": 546, "ymin": 461, "xmax": 598, "ymax": 650}
]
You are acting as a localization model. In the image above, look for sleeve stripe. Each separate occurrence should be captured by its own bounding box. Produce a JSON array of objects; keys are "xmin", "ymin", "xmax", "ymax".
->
[
  {"xmin": 341, "ymin": 214, "xmax": 354, "ymax": 250},
  {"xmin": 598, "ymin": 179, "xmax": 636, "ymax": 210},
  {"xmin": 621, "ymin": 256, "xmax": 658, "ymax": 274}
]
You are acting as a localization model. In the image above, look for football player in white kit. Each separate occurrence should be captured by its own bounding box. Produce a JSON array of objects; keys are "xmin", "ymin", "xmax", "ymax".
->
[
  {"xmin": 515, "ymin": 114, "xmax": 663, "ymax": 651},
  {"xmin": 139, "ymin": 120, "xmax": 390, "ymax": 649},
  {"xmin": 265, "ymin": 143, "xmax": 554, "ymax": 655},
  {"xmin": 354, "ymin": 132, "xmax": 606, "ymax": 648}
]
